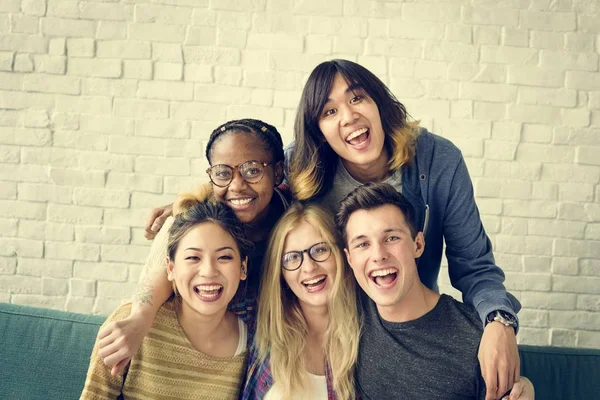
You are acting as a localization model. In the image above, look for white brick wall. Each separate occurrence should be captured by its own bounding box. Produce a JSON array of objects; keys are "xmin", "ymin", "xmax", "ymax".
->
[{"xmin": 1, "ymin": 0, "xmax": 599, "ymax": 349}]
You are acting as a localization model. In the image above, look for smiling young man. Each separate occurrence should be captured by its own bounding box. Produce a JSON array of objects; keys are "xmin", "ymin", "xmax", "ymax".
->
[{"xmin": 337, "ymin": 182, "xmax": 514, "ymax": 400}]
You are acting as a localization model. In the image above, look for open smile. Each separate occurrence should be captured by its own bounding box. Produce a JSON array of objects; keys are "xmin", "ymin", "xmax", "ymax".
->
[
  {"xmin": 345, "ymin": 127, "xmax": 370, "ymax": 150},
  {"xmin": 193, "ymin": 283, "xmax": 224, "ymax": 302},
  {"xmin": 227, "ymin": 197, "xmax": 255, "ymax": 209},
  {"xmin": 301, "ymin": 274, "xmax": 327, "ymax": 293},
  {"xmin": 369, "ymin": 268, "xmax": 398, "ymax": 288}
]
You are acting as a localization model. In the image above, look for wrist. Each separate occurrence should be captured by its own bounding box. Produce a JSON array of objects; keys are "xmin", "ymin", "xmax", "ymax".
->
[{"xmin": 485, "ymin": 310, "xmax": 518, "ymax": 333}]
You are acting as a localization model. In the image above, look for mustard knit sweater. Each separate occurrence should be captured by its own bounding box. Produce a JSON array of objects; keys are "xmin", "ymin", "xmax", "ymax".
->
[{"xmin": 81, "ymin": 300, "xmax": 247, "ymax": 400}]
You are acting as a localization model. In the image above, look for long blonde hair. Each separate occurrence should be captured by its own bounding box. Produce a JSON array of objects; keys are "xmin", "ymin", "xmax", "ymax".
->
[{"xmin": 256, "ymin": 203, "xmax": 360, "ymax": 399}]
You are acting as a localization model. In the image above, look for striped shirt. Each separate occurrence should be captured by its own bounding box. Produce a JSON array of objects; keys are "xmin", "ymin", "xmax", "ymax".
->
[{"xmin": 81, "ymin": 300, "xmax": 247, "ymax": 400}]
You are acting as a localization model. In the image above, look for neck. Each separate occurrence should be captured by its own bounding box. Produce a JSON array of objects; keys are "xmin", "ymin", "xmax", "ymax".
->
[
  {"xmin": 341, "ymin": 149, "xmax": 390, "ymax": 183},
  {"xmin": 300, "ymin": 302, "xmax": 329, "ymax": 339},
  {"xmin": 245, "ymin": 190, "xmax": 279, "ymax": 242},
  {"xmin": 176, "ymin": 299, "xmax": 230, "ymax": 346},
  {"xmin": 377, "ymin": 282, "xmax": 440, "ymax": 323}
]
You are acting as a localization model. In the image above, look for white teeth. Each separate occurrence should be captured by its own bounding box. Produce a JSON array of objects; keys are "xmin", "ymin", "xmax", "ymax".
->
[
  {"xmin": 370, "ymin": 268, "xmax": 396, "ymax": 278},
  {"xmin": 230, "ymin": 198, "xmax": 253, "ymax": 205},
  {"xmin": 303, "ymin": 276, "xmax": 326, "ymax": 285},
  {"xmin": 195, "ymin": 285, "xmax": 222, "ymax": 291},
  {"xmin": 346, "ymin": 128, "xmax": 368, "ymax": 142}
]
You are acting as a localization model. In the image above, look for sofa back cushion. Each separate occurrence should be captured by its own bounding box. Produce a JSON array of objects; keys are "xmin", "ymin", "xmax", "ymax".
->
[
  {"xmin": 519, "ymin": 344, "xmax": 600, "ymax": 400},
  {"xmin": 0, "ymin": 303, "xmax": 106, "ymax": 400}
]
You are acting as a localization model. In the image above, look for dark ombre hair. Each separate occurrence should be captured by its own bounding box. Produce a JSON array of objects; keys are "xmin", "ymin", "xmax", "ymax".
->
[
  {"xmin": 167, "ymin": 190, "xmax": 252, "ymax": 262},
  {"xmin": 336, "ymin": 182, "xmax": 419, "ymax": 245},
  {"xmin": 205, "ymin": 118, "xmax": 285, "ymax": 166},
  {"xmin": 289, "ymin": 59, "xmax": 419, "ymax": 200}
]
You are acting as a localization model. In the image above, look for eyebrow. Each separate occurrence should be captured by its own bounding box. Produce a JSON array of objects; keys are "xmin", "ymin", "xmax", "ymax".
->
[
  {"xmin": 184, "ymin": 246, "xmax": 234, "ymax": 252},
  {"xmin": 324, "ymin": 83, "xmax": 364, "ymax": 105},
  {"xmin": 348, "ymin": 228, "xmax": 404, "ymax": 244}
]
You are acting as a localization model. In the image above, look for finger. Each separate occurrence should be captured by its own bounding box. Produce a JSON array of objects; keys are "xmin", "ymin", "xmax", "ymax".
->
[
  {"xmin": 110, "ymin": 357, "xmax": 131, "ymax": 377},
  {"xmin": 509, "ymin": 381, "xmax": 524, "ymax": 400},
  {"xmin": 485, "ymin": 371, "xmax": 498, "ymax": 400},
  {"xmin": 151, "ymin": 213, "xmax": 168, "ymax": 233},
  {"xmin": 98, "ymin": 339, "xmax": 124, "ymax": 361},
  {"xmin": 145, "ymin": 209, "xmax": 162, "ymax": 233},
  {"xmin": 102, "ymin": 346, "xmax": 132, "ymax": 368},
  {"xmin": 97, "ymin": 322, "xmax": 117, "ymax": 341},
  {"xmin": 498, "ymin": 363, "xmax": 510, "ymax": 399}
]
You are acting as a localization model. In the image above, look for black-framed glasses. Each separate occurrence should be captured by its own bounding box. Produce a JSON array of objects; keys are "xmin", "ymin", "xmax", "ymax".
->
[
  {"xmin": 206, "ymin": 160, "xmax": 274, "ymax": 188},
  {"xmin": 281, "ymin": 242, "xmax": 332, "ymax": 271}
]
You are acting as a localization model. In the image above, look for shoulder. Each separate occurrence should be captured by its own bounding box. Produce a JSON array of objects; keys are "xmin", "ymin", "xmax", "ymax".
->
[
  {"xmin": 415, "ymin": 128, "xmax": 463, "ymax": 176},
  {"xmin": 440, "ymin": 295, "xmax": 482, "ymax": 335},
  {"xmin": 104, "ymin": 302, "xmax": 133, "ymax": 324},
  {"xmin": 415, "ymin": 127, "xmax": 463, "ymax": 165}
]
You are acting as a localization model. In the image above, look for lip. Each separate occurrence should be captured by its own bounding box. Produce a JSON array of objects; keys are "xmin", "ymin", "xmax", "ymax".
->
[
  {"xmin": 301, "ymin": 274, "xmax": 328, "ymax": 293},
  {"xmin": 193, "ymin": 282, "xmax": 224, "ymax": 303},
  {"xmin": 344, "ymin": 127, "xmax": 371, "ymax": 151},
  {"xmin": 226, "ymin": 197, "xmax": 255, "ymax": 210},
  {"xmin": 368, "ymin": 267, "xmax": 399, "ymax": 289}
]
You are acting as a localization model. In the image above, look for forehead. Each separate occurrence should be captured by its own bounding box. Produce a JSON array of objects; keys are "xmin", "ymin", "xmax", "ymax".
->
[
  {"xmin": 283, "ymin": 219, "xmax": 325, "ymax": 252},
  {"xmin": 345, "ymin": 205, "xmax": 409, "ymax": 238},
  {"xmin": 177, "ymin": 222, "xmax": 237, "ymax": 252},
  {"xmin": 210, "ymin": 132, "xmax": 271, "ymax": 165}
]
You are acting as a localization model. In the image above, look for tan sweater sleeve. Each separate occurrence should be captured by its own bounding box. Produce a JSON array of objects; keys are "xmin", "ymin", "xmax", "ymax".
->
[
  {"xmin": 138, "ymin": 216, "xmax": 174, "ymax": 284},
  {"xmin": 80, "ymin": 304, "xmax": 132, "ymax": 400}
]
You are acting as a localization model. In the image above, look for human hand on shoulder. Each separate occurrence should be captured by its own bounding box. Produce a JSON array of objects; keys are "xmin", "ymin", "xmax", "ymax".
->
[
  {"xmin": 479, "ymin": 319, "xmax": 520, "ymax": 400},
  {"xmin": 502, "ymin": 377, "xmax": 534, "ymax": 400},
  {"xmin": 144, "ymin": 204, "xmax": 173, "ymax": 240},
  {"xmin": 97, "ymin": 311, "xmax": 154, "ymax": 376}
]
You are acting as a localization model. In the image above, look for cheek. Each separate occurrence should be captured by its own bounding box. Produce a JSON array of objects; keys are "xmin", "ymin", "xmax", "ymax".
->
[
  {"xmin": 212, "ymin": 187, "xmax": 227, "ymax": 202},
  {"xmin": 281, "ymin": 270, "xmax": 296, "ymax": 288}
]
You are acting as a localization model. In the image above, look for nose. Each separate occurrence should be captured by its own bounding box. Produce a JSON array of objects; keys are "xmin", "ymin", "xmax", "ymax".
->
[
  {"xmin": 227, "ymin": 168, "xmax": 248, "ymax": 192},
  {"xmin": 371, "ymin": 242, "xmax": 388, "ymax": 263},
  {"xmin": 198, "ymin": 259, "xmax": 219, "ymax": 278},
  {"xmin": 339, "ymin": 104, "xmax": 357, "ymax": 126},
  {"xmin": 301, "ymin": 255, "xmax": 319, "ymax": 274}
]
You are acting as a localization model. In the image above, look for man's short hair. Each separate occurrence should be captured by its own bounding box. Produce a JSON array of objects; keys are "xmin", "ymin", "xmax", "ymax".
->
[{"xmin": 336, "ymin": 182, "xmax": 419, "ymax": 244}]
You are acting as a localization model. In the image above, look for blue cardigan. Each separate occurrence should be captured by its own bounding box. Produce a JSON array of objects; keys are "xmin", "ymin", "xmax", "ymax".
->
[
  {"xmin": 286, "ymin": 128, "xmax": 521, "ymax": 324},
  {"xmin": 401, "ymin": 128, "xmax": 520, "ymax": 324}
]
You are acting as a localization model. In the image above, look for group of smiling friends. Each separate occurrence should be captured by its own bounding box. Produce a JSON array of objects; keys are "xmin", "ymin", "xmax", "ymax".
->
[{"xmin": 80, "ymin": 59, "xmax": 535, "ymax": 400}]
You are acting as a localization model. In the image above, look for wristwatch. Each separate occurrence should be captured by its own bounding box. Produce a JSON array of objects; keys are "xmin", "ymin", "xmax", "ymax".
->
[{"xmin": 485, "ymin": 310, "xmax": 518, "ymax": 332}]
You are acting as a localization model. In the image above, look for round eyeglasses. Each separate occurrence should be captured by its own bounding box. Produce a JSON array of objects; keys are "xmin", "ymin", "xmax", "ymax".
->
[
  {"xmin": 206, "ymin": 160, "xmax": 274, "ymax": 188},
  {"xmin": 281, "ymin": 242, "xmax": 332, "ymax": 271}
]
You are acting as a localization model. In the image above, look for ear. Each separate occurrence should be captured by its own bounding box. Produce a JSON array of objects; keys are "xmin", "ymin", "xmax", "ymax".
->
[
  {"xmin": 414, "ymin": 232, "xmax": 425, "ymax": 258},
  {"xmin": 240, "ymin": 256, "xmax": 248, "ymax": 281},
  {"xmin": 344, "ymin": 247, "xmax": 353, "ymax": 269},
  {"xmin": 273, "ymin": 161, "xmax": 284, "ymax": 186},
  {"xmin": 166, "ymin": 257, "xmax": 175, "ymax": 281}
]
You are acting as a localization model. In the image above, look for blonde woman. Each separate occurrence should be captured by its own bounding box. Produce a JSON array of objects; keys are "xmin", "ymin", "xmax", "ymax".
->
[
  {"xmin": 242, "ymin": 203, "xmax": 360, "ymax": 399},
  {"xmin": 81, "ymin": 195, "xmax": 251, "ymax": 399}
]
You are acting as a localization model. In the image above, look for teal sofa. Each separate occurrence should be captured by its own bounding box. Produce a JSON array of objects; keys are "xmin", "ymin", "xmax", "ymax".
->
[{"xmin": 1, "ymin": 302, "xmax": 599, "ymax": 400}]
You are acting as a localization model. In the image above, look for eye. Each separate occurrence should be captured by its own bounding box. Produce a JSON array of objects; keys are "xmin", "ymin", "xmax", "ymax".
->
[
  {"xmin": 245, "ymin": 167, "xmax": 261, "ymax": 176},
  {"xmin": 350, "ymin": 95, "xmax": 363, "ymax": 104},
  {"xmin": 215, "ymin": 170, "xmax": 232, "ymax": 179},
  {"xmin": 385, "ymin": 235, "xmax": 400, "ymax": 242},
  {"xmin": 185, "ymin": 256, "xmax": 200, "ymax": 261},
  {"xmin": 218, "ymin": 254, "xmax": 234, "ymax": 261},
  {"xmin": 313, "ymin": 245, "xmax": 327, "ymax": 254},
  {"xmin": 283, "ymin": 253, "xmax": 301, "ymax": 263},
  {"xmin": 323, "ymin": 108, "xmax": 336, "ymax": 117},
  {"xmin": 354, "ymin": 242, "xmax": 368, "ymax": 249}
]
